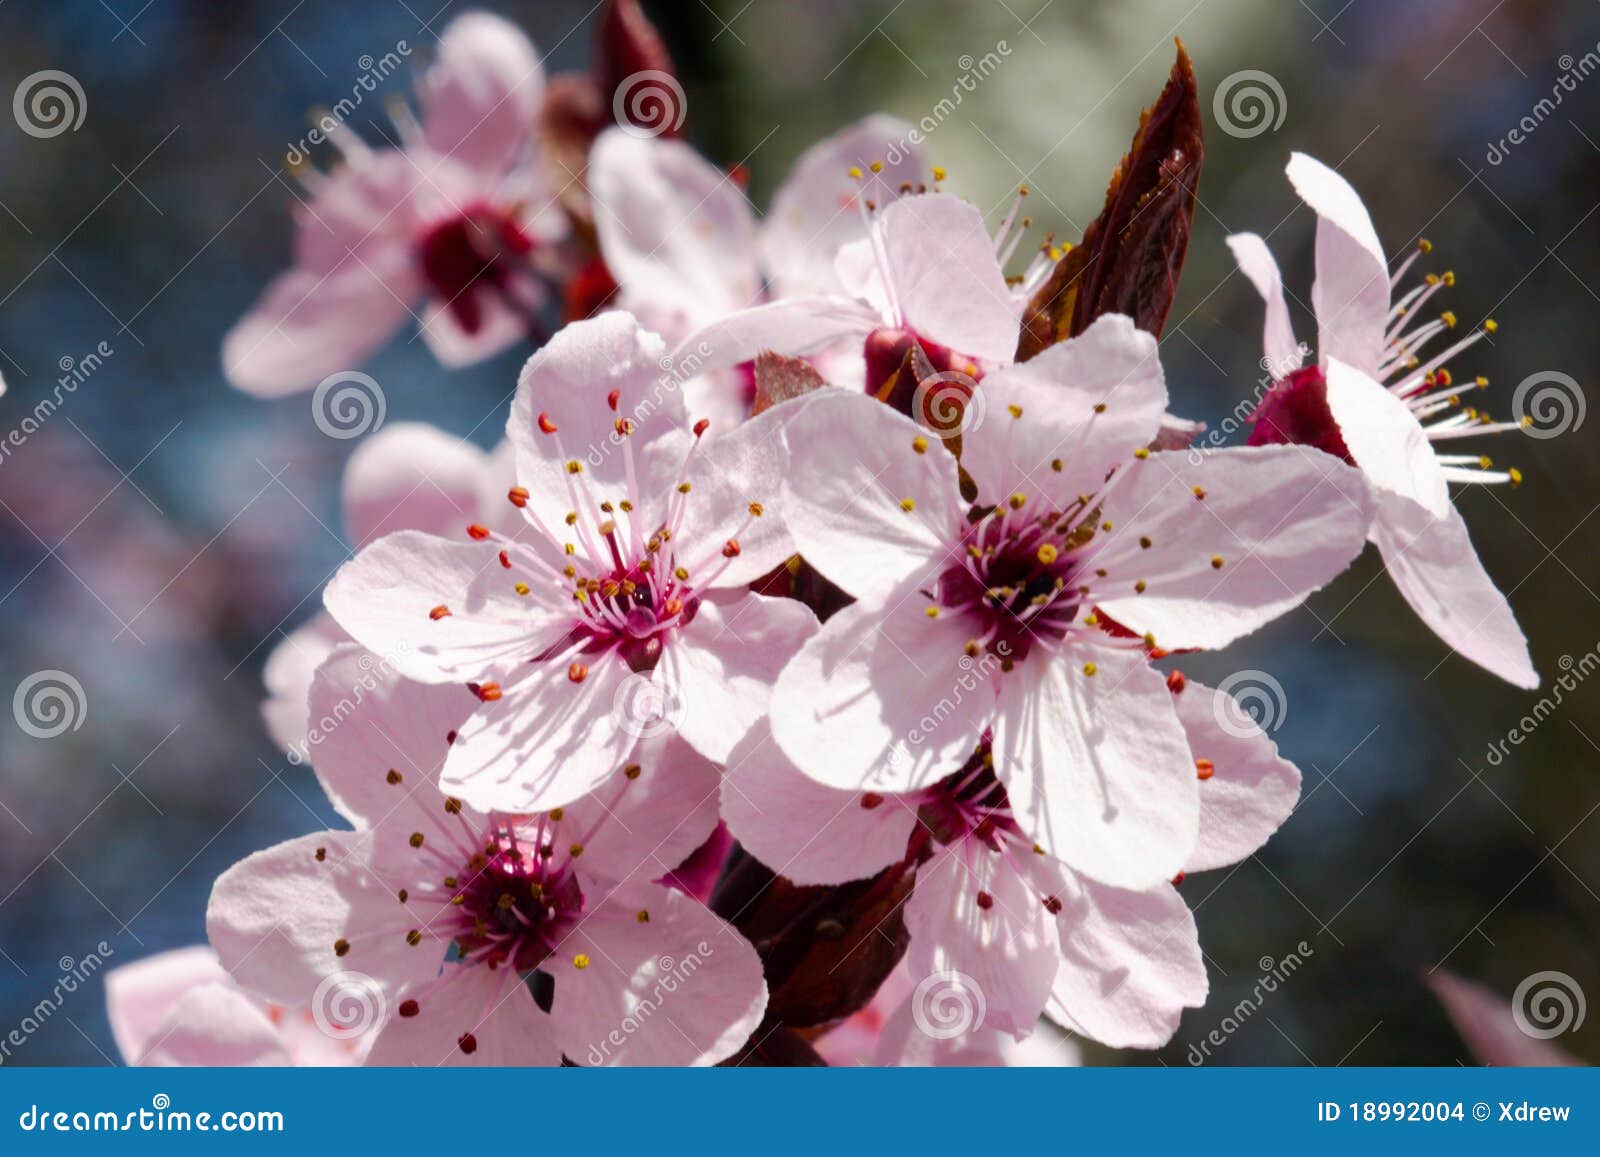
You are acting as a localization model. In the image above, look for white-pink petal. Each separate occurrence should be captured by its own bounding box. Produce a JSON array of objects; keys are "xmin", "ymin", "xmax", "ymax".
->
[
  {"xmin": 342, "ymin": 422, "xmax": 491, "ymax": 547},
  {"xmin": 1324, "ymin": 356, "xmax": 1450, "ymax": 519},
  {"xmin": 1225, "ymin": 232, "xmax": 1302, "ymax": 374},
  {"xmin": 1286, "ymin": 152, "xmax": 1390, "ymax": 376}
]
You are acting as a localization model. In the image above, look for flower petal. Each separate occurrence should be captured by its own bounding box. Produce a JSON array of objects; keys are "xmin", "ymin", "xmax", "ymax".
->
[
  {"xmin": 1094, "ymin": 445, "xmax": 1373, "ymax": 651},
  {"xmin": 419, "ymin": 12, "xmax": 543, "ymax": 179},
  {"xmin": 105, "ymin": 946, "xmax": 230, "ymax": 1065},
  {"xmin": 722, "ymin": 718, "xmax": 916, "ymax": 886},
  {"xmin": 869, "ymin": 193, "xmax": 1018, "ymax": 363},
  {"xmin": 207, "ymin": 831, "xmax": 442, "ymax": 1010},
  {"xmin": 772, "ymin": 582, "xmax": 996, "ymax": 793},
  {"xmin": 778, "ymin": 388, "xmax": 964, "ymax": 601},
  {"xmin": 656, "ymin": 591, "xmax": 816, "ymax": 763},
  {"xmin": 262, "ymin": 612, "xmax": 349, "ymax": 757},
  {"xmin": 1226, "ymin": 232, "xmax": 1302, "ymax": 374},
  {"xmin": 1324, "ymin": 356, "xmax": 1450, "ymax": 518},
  {"xmin": 1046, "ymin": 872, "xmax": 1206, "ymax": 1049},
  {"xmin": 675, "ymin": 295, "xmax": 880, "ymax": 374},
  {"xmin": 903, "ymin": 842, "xmax": 1059, "ymax": 1038},
  {"xmin": 137, "ymin": 982, "xmax": 292, "ymax": 1067},
  {"xmin": 342, "ymin": 422, "xmax": 491, "ymax": 547},
  {"xmin": 441, "ymin": 650, "xmax": 640, "ymax": 812},
  {"xmin": 674, "ymin": 401, "xmax": 797, "ymax": 587},
  {"xmin": 992, "ymin": 648, "xmax": 1197, "ymax": 889},
  {"xmin": 366, "ymin": 966, "xmax": 561, "ymax": 1066},
  {"xmin": 1286, "ymin": 152, "xmax": 1389, "ymax": 375},
  {"xmin": 549, "ymin": 882, "xmax": 766, "ymax": 1066},
  {"xmin": 1372, "ymin": 490, "xmax": 1537, "ymax": 688},
  {"xmin": 590, "ymin": 129, "xmax": 762, "ymax": 326},
  {"xmin": 1427, "ymin": 971, "xmax": 1579, "ymax": 1067},
  {"xmin": 762, "ymin": 114, "xmax": 925, "ymax": 299},
  {"xmin": 1171, "ymin": 679, "xmax": 1301, "ymax": 872},
  {"xmin": 960, "ymin": 314, "xmax": 1167, "ymax": 509}
]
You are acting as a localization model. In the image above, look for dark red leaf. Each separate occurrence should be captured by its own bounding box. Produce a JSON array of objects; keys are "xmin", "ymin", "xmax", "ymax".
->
[
  {"xmin": 750, "ymin": 350, "xmax": 828, "ymax": 416},
  {"xmin": 1017, "ymin": 41, "xmax": 1203, "ymax": 360}
]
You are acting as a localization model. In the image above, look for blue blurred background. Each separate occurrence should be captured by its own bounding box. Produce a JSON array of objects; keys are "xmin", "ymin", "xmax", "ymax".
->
[{"xmin": 1, "ymin": 0, "xmax": 1597, "ymax": 1065}]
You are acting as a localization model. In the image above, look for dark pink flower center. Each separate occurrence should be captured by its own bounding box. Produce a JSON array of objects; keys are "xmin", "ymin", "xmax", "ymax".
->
[
  {"xmin": 446, "ymin": 828, "xmax": 583, "ymax": 972},
  {"xmin": 936, "ymin": 509, "xmax": 1086, "ymax": 663},
  {"xmin": 1245, "ymin": 365, "xmax": 1354, "ymax": 462},
  {"xmin": 417, "ymin": 202, "xmax": 535, "ymax": 335}
]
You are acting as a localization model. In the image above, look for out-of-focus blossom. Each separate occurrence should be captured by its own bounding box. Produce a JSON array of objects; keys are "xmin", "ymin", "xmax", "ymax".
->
[
  {"xmin": 223, "ymin": 13, "xmax": 566, "ymax": 395},
  {"xmin": 1428, "ymin": 971, "xmax": 1582, "ymax": 1067},
  {"xmin": 106, "ymin": 945, "xmax": 369, "ymax": 1066}
]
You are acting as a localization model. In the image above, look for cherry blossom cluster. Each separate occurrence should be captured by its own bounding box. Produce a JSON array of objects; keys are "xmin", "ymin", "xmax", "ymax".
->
[{"xmin": 108, "ymin": 8, "xmax": 1542, "ymax": 1067}]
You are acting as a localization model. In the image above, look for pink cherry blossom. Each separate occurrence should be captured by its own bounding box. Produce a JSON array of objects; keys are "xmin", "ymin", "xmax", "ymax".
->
[
  {"xmin": 322, "ymin": 312, "xmax": 812, "ymax": 813},
  {"xmin": 587, "ymin": 116, "xmax": 928, "ymax": 422},
  {"xmin": 264, "ymin": 422, "xmax": 517, "ymax": 757},
  {"xmin": 764, "ymin": 315, "xmax": 1370, "ymax": 889},
  {"xmin": 106, "ymin": 945, "xmax": 368, "ymax": 1066},
  {"xmin": 223, "ymin": 12, "xmax": 565, "ymax": 396},
  {"xmin": 724, "ymin": 655, "xmax": 1302, "ymax": 1050},
  {"xmin": 1428, "ymin": 971, "xmax": 1582, "ymax": 1068},
  {"xmin": 209, "ymin": 646, "xmax": 767, "ymax": 1066},
  {"xmin": 1228, "ymin": 152, "xmax": 1537, "ymax": 688}
]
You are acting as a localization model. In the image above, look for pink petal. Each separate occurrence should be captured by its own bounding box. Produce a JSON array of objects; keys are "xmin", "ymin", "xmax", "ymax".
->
[
  {"xmin": 507, "ymin": 312, "xmax": 688, "ymax": 536},
  {"xmin": 1372, "ymin": 490, "xmax": 1537, "ymax": 688},
  {"xmin": 869, "ymin": 193, "xmax": 1018, "ymax": 363},
  {"xmin": 903, "ymin": 842, "xmax": 1060, "ymax": 1037},
  {"xmin": 772, "ymin": 583, "xmax": 995, "ymax": 794},
  {"xmin": 417, "ymin": 285, "xmax": 539, "ymax": 369},
  {"xmin": 992, "ymin": 648, "xmax": 1197, "ymax": 889},
  {"xmin": 324, "ymin": 529, "xmax": 569, "ymax": 684},
  {"xmin": 675, "ymin": 295, "xmax": 880, "ymax": 374},
  {"xmin": 674, "ymin": 402, "xmax": 798, "ymax": 587},
  {"xmin": 342, "ymin": 422, "xmax": 491, "ymax": 547},
  {"xmin": 762, "ymin": 114, "xmax": 925, "ymax": 299},
  {"xmin": 1172, "ymin": 679, "xmax": 1301, "ymax": 872},
  {"xmin": 873, "ymin": 996, "xmax": 1082, "ymax": 1066},
  {"xmin": 1046, "ymin": 872, "xmax": 1206, "ymax": 1049},
  {"xmin": 441, "ymin": 650, "xmax": 640, "ymax": 813},
  {"xmin": 222, "ymin": 259, "xmax": 419, "ymax": 397},
  {"xmin": 1427, "ymin": 971, "xmax": 1580, "ymax": 1067},
  {"xmin": 419, "ymin": 12, "xmax": 544, "ymax": 179},
  {"xmin": 105, "ymin": 945, "xmax": 230, "ymax": 1064},
  {"xmin": 261, "ymin": 612, "xmax": 348, "ymax": 756},
  {"xmin": 1226, "ymin": 232, "xmax": 1302, "ymax": 374},
  {"xmin": 559, "ymin": 732, "xmax": 723, "ymax": 886},
  {"xmin": 961, "ymin": 314, "xmax": 1167, "ymax": 509},
  {"xmin": 777, "ymin": 388, "xmax": 964, "ymax": 601},
  {"xmin": 137, "ymin": 982, "xmax": 292, "ymax": 1067},
  {"xmin": 1286, "ymin": 152, "xmax": 1390, "ymax": 376},
  {"xmin": 1094, "ymin": 445, "xmax": 1373, "ymax": 651},
  {"xmin": 366, "ymin": 966, "xmax": 561, "ymax": 1066},
  {"xmin": 1324, "ymin": 356, "xmax": 1450, "ymax": 519},
  {"xmin": 306, "ymin": 645, "xmax": 472, "ymax": 830},
  {"xmin": 656, "ymin": 591, "xmax": 816, "ymax": 764},
  {"xmin": 721, "ymin": 718, "xmax": 916, "ymax": 886},
  {"xmin": 549, "ymin": 883, "xmax": 767, "ymax": 1066},
  {"xmin": 207, "ymin": 830, "xmax": 443, "ymax": 1010},
  {"xmin": 590, "ymin": 129, "xmax": 763, "ymax": 325}
]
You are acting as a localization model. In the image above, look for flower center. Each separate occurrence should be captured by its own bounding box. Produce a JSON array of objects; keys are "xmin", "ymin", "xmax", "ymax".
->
[
  {"xmin": 417, "ymin": 202, "xmax": 534, "ymax": 335},
  {"xmin": 441, "ymin": 823, "xmax": 583, "ymax": 973}
]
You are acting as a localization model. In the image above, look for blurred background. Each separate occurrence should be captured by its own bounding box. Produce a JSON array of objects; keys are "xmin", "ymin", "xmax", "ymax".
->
[{"xmin": 1, "ymin": 0, "xmax": 1597, "ymax": 1065}]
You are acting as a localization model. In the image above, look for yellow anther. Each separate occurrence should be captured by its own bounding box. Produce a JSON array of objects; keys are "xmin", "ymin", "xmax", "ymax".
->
[
  {"xmin": 931, "ymin": 166, "xmax": 947, "ymax": 182},
  {"xmin": 1418, "ymin": 239, "xmax": 1433, "ymax": 254},
  {"xmin": 678, "ymin": 482, "xmax": 691, "ymax": 493},
  {"xmin": 1509, "ymin": 467, "xmax": 1524, "ymax": 487},
  {"xmin": 748, "ymin": 501, "xmax": 764, "ymax": 517},
  {"xmin": 1440, "ymin": 310, "xmax": 1458, "ymax": 329},
  {"xmin": 1037, "ymin": 543, "xmax": 1058, "ymax": 564},
  {"xmin": 925, "ymin": 606, "xmax": 940, "ymax": 619},
  {"xmin": 869, "ymin": 160, "xmax": 884, "ymax": 173},
  {"xmin": 1008, "ymin": 404, "xmax": 1023, "ymax": 419},
  {"xmin": 1134, "ymin": 580, "xmax": 1147, "ymax": 593},
  {"xmin": 1211, "ymin": 555, "xmax": 1224, "ymax": 570},
  {"xmin": 912, "ymin": 436, "xmax": 928, "ymax": 454},
  {"xmin": 1134, "ymin": 447, "xmax": 1150, "ymax": 459},
  {"xmin": 566, "ymin": 460, "xmax": 583, "ymax": 474},
  {"xmin": 514, "ymin": 582, "xmax": 530, "ymax": 596},
  {"xmin": 1483, "ymin": 318, "xmax": 1498, "ymax": 333},
  {"xmin": 1008, "ymin": 493, "xmax": 1027, "ymax": 510},
  {"xmin": 900, "ymin": 497, "xmax": 916, "ymax": 512},
  {"xmin": 847, "ymin": 166, "xmax": 863, "ymax": 180},
  {"xmin": 674, "ymin": 566, "xmax": 690, "ymax": 581},
  {"xmin": 573, "ymin": 954, "xmax": 590, "ymax": 970},
  {"xmin": 1083, "ymin": 662, "xmax": 1098, "ymax": 676}
]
